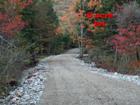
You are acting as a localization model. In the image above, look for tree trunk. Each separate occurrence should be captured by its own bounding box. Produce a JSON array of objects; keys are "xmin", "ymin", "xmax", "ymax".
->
[
  {"xmin": 30, "ymin": 50, "xmax": 37, "ymax": 65},
  {"xmin": 136, "ymin": 48, "xmax": 140, "ymax": 61}
]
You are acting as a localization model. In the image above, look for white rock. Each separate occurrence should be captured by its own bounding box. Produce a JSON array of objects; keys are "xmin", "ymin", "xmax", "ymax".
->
[
  {"xmin": 22, "ymin": 94, "xmax": 30, "ymax": 100},
  {"xmin": 16, "ymin": 91, "xmax": 23, "ymax": 97},
  {"xmin": 11, "ymin": 97, "xmax": 20, "ymax": 104},
  {"xmin": 114, "ymin": 72, "xmax": 118, "ymax": 75},
  {"xmin": 3, "ymin": 61, "xmax": 47, "ymax": 105}
]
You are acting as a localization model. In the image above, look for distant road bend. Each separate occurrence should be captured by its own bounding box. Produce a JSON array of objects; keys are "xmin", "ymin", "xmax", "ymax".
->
[{"xmin": 38, "ymin": 49, "xmax": 140, "ymax": 105}]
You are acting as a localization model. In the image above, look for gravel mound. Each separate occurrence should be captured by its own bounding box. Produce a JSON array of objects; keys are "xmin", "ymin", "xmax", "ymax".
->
[
  {"xmin": 79, "ymin": 59, "xmax": 140, "ymax": 86},
  {"xmin": 2, "ymin": 60, "xmax": 48, "ymax": 105}
]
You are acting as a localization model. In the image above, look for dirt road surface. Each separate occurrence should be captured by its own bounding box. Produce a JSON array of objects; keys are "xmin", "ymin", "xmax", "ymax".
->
[{"xmin": 38, "ymin": 49, "xmax": 140, "ymax": 105}]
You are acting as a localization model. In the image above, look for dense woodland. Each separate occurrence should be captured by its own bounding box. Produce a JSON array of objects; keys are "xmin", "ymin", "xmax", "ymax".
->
[
  {"xmin": 0, "ymin": 0, "xmax": 140, "ymax": 97},
  {"xmin": 0, "ymin": 0, "xmax": 75, "ymax": 96}
]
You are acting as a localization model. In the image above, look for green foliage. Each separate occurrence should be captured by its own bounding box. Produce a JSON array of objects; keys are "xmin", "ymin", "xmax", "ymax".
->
[
  {"xmin": 49, "ymin": 33, "xmax": 74, "ymax": 54},
  {"xmin": 0, "ymin": 0, "xmax": 74, "ymax": 97},
  {"xmin": 136, "ymin": 0, "xmax": 140, "ymax": 4},
  {"xmin": 75, "ymin": 0, "xmax": 140, "ymax": 74},
  {"xmin": 21, "ymin": 3, "xmax": 38, "ymax": 64}
]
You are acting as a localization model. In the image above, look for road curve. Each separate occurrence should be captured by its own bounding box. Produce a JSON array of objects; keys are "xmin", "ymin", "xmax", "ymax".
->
[{"xmin": 38, "ymin": 51, "xmax": 140, "ymax": 105}]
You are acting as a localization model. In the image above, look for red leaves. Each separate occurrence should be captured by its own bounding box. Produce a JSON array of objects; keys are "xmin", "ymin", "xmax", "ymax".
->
[
  {"xmin": 0, "ymin": 13, "xmax": 8, "ymax": 21},
  {"xmin": 93, "ymin": 21, "xmax": 107, "ymax": 27},
  {"xmin": 95, "ymin": 13, "xmax": 113, "ymax": 19},
  {"xmin": 136, "ymin": 25, "xmax": 140, "ymax": 32},
  {"xmin": 2, "ymin": 15, "xmax": 26, "ymax": 35},
  {"xmin": 85, "ymin": 12, "xmax": 93, "ymax": 19},
  {"xmin": 85, "ymin": 12, "xmax": 113, "ymax": 28},
  {"xmin": 9, "ymin": 0, "xmax": 33, "ymax": 9},
  {"xmin": 85, "ymin": 13, "xmax": 113, "ymax": 19},
  {"xmin": 111, "ymin": 25, "xmax": 140, "ymax": 54},
  {"xmin": 0, "ymin": 0, "xmax": 32, "ymax": 37}
]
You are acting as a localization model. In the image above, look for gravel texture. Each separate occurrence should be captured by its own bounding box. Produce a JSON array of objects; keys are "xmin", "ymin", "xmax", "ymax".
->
[
  {"xmin": 1, "ymin": 60, "xmax": 48, "ymax": 105},
  {"xmin": 38, "ymin": 51, "xmax": 140, "ymax": 105},
  {"xmin": 1, "ymin": 49, "xmax": 140, "ymax": 105}
]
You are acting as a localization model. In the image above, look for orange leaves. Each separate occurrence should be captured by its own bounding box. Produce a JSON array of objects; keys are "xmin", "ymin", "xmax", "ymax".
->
[
  {"xmin": 58, "ymin": 0, "xmax": 82, "ymax": 35},
  {"xmin": 0, "ymin": 0, "xmax": 33, "ymax": 37},
  {"xmin": 2, "ymin": 15, "xmax": 26, "ymax": 35},
  {"xmin": 55, "ymin": 27, "xmax": 62, "ymax": 34},
  {"xmin": 60, "ymin": 15, "xmax": 68, "ymax": 22}
]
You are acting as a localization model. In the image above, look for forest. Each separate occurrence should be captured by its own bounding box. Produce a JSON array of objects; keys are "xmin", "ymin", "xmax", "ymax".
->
[{"xmin": 0, "ymin": 0, "xmax": 140, "ymax": 102}]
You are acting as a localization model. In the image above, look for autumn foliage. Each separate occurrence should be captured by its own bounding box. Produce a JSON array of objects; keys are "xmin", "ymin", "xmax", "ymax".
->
[
  {"xmin": 73, "ymin": 0, "xmax": 140, "ymax": 72},
  {"xmin": 111, "ymin": 25, "xmax": 140, "ymax": 54},
  {"xmin": 111, "ymin": 2, "xmax": 140, "ymax": 58},
  {"xmin": 0, "ymin": 0, "xmax": 32, "ymax": 36}
]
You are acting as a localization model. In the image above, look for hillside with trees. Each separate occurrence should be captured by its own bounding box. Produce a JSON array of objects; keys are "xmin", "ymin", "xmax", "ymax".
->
[
  {"xmin": 0, "ymin": 0, "xmax": 74, "ymax": 97},
  {"xmin": 0, "ymin": 0, "xmax": 140, "ymax": 104},
  {"xmin": 66, "ymin": 0, "xmax": 140, "ymax": 74}
]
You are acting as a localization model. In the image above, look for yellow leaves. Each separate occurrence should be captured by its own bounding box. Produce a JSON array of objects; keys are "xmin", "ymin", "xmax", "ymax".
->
[
  {"xmin": 88, "ymin": 0, "xmax": 101, "ymax": 8},
  {"xmin": 88, "ymin": 0, "xmax": 95, "ymax": 8}
]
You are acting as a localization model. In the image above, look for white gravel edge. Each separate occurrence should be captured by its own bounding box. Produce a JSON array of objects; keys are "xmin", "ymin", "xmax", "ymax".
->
[
  {"xmin": 2, "ymin": 59, "xmax": 48, "ymax": 105},
  {"xmin": 78, "ymin": 59, "xmax": 140, "ymax": 86}
]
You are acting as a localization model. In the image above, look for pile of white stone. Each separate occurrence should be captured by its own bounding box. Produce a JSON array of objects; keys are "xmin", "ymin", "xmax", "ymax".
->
[
  {"xmin": 2, "ymin": 61, "xmax": 48, "ymax": 105},
  {"xmin": 79, "ymin": 60, "xmax": 140, "ymax": 86}
]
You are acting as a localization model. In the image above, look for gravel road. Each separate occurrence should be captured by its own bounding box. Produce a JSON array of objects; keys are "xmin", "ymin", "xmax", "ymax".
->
[{"xmin": 38, "ymin": 50, "xmax": 140, "ymax": 105}]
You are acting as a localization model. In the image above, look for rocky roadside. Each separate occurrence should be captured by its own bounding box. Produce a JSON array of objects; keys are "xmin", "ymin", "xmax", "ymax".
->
[
  {"xmin": 79, "ymin": 58, "xmax": 140, "ymax": 86},
  {"xmin": 1, "ymin": 59, "xmax": 48, "ymax": 105}
]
